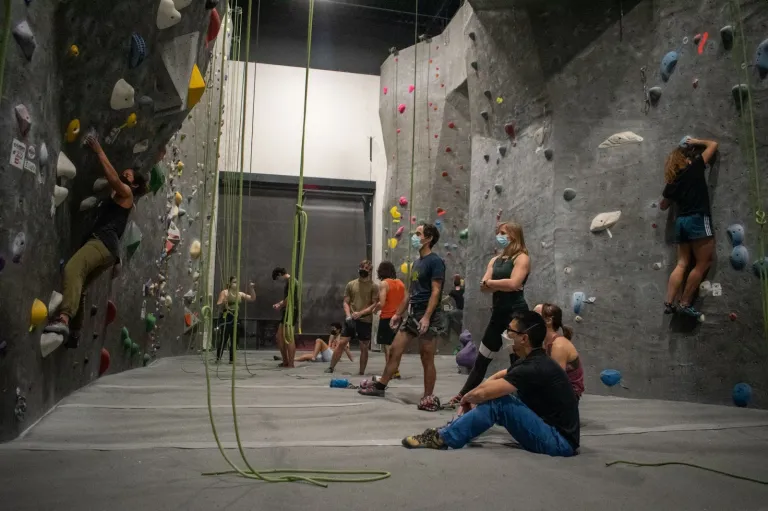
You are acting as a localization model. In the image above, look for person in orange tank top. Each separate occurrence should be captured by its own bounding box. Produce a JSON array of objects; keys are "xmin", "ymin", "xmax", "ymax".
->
[{"xmin": 375, "ymin": 261, "xmax": 406, "ymax": 379}]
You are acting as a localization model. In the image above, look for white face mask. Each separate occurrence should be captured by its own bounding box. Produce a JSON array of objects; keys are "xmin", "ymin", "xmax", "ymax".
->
[{"xmin": 502, "ymin": 332, "xmax": 514, "ymax": 349}]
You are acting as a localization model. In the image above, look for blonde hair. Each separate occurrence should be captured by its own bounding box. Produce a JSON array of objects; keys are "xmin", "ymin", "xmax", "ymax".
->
[
  {"xmin": 664, "ymin": 148, "xmax": 689, "ymax": 184},
  {"xmin": 497, "ymin": 221, "xmax": 528, "ymax": 259}
]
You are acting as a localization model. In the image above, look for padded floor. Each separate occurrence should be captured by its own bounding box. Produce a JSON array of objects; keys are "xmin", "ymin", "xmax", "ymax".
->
[{"xmin": 1, "ymin": 351, "xmax": 767, "ymax": 510}]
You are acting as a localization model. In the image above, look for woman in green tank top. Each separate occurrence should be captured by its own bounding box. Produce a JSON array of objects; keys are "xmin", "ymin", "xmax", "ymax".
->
[{"xmin": 449, "ymin": 221, "xmax": 531, "ymax": 405}]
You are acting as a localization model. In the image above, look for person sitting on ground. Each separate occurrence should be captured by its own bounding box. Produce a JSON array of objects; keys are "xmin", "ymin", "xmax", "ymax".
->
[
  {"xmin": 215, "ymin": 276, "xmax": 256, "ymax": 364},
  {"xmin": 373, "ymin": 261, "xmax": 405, "ymax": 379},
  {"xmin": 272, "ymin": 266, "xmax": 299, "ymax": 368},
  {"xmin": 402, "ymin": 310, "xmax": 579, "ymax": 457},
  {"xmin": 535, "ymin": 303, "xmax": 584, "ymax": 400},
  {"xmin": 660, "ymin": 136, "xmax": 719, "ymax": 319},
  {"xmin": 45, "ymin": 135, "xmax": 149, "ymax": 345},
  {"xmin": 296, "ymin": 323, "xmax": 354, "ymax": 363}
]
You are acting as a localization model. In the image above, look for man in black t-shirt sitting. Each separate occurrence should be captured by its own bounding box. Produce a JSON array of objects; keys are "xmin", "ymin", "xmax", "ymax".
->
[{"xmin": 402, "ymin": 310, "xmax": 579, "ymax": 457}]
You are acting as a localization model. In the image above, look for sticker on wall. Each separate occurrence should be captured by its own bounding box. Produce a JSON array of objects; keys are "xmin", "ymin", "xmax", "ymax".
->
[
  {"xmin": 711, "ymin": 283, "xmax": 722, "ymax": 297},
  {"xmin": 10, "ymin": 139, "xmax": 26, "ymax": 170}
]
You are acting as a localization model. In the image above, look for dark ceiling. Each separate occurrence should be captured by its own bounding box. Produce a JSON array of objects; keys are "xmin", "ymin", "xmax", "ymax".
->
[{"xmin": 233, "ymin": 0, "xmax": 464, "ymax": 75}]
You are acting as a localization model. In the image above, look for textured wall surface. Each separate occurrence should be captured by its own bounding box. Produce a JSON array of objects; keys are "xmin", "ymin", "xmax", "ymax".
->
[
  {"xmin": 0, "ymin": 0, "xmax": 226, "ymax": 440},
  {"xmin": 382, "ymin": 0, "xmax": 768, "ymax": 406}
]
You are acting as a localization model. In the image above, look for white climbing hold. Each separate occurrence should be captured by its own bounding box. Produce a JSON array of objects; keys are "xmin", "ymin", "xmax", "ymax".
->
[
  {"xmin": 79, "ymin": 196, "xmax": 99, "ymax": 211},
  {"xmin": 598, "ymin": 131, "xmax": 643, "ymax": 149},
  {"xmin": 590, "ymin": 211, "xmax": 621, "ymax": 233},
  {"xmin": 534, "ymin": 127, "xmax": 545, "ymax": 147},
  {"xmin": 133, "ymin": 139, "xmax": 149, "ymax": 153},
  {"xmin": 53, "ymin": 185, "xmax": 69, "ymax": 207},
  {"xmin": 574, "ymin": 316, "xmax": 583, "ymax": 323},
  {"xmin": 48, "ymin": 291, "xmax": 63, "ymax": 318},
  {"xmin": 189, "ymin": 239, "xmax": 201, "ymax": 258},
  {"xmin": 39, "ymin": 142, "xmax": 49, "ymax": 169},
  {"xmin": 40, "ymin": 332, "xmax": 64, "ymax": 358},
  {"xmin": 564, "ymin": 267, "xmax": 572, "ymax": 274},
  {"xmin": 183, "ymin": 289, "xmax": 196, "ymax": 302},
  {"xmin": 163, "ymin": 295, "xmax": 173, "ymax": 307},
  {"xmin": 652, "ymin": 262, "xmax": 663, "ymax": 270},
  {"xmin": 192, "ymin": 271, "xmax": 200, "ymax": 282},
  {"xmin": 93, "ymin": 178, "xmax": 108, "ymax": 192},
  {"xmin": 12, "ymin": 21, "xmax": 37, "ymax": 61},
  {"xmin": 157, "ymin": 0, "xmax": 182, "ymax": 29},
  {"xmin": 173, "ymin": 0, "xmax": 192, "ymax": 9},
  {"xmin": 586, "ymin": 297, "xmax": 596, "ymax": 304},
  {"xmin": 110, "ymin": 79, "xmax": 135, "ymax": 110},
  {"xmin": 699, "ymin": 281, "xmax": 712, "ymax": 296},
  {"xmin": 56, "ymin": 152, "xmax": 76, "ymax": 179}
]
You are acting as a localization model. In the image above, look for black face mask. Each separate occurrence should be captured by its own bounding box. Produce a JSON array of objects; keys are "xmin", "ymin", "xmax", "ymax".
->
[{"xmin": 359, "ymin": 270, "xmax": 369, "ymax": 278}]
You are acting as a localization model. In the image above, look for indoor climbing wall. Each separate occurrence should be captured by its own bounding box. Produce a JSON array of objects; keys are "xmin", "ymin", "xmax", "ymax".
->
[
  {"xmin": 379, "ymin": 8, "xmax": 472, "ymax": 290},
  {"xmin": 380, "ymin": 0, "xmax": 768, "ymax": 407},
  {"xmin": 0, "ymin": 0, "xmax": 225, "ymax": 440}
]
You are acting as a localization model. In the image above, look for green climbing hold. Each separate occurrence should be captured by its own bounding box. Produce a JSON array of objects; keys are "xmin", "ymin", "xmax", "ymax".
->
[
  {"xmin": 145, "ymin": 313, "xmax": 157, "ymax": 332},
  {"xmin": 149, "ymin": 164, "xmax": 166, "ymax": 194},
  {"xmin": 120, "ymin": 327, "xmax": 130, "ymax": 341},
  {"xmin": 122, "ymin": 336, "xmax": 132, "ymax": 350},
  {"xmin": 131, "ymin": 342, "xmax": 140, "ymax": 355},
  {"xmin": 123, "ymin": 222, "xmax": 142, "ymax": 256},
  {"xmin": 459, "ymin": 228, "xmax": 469, "ymax": 240}
]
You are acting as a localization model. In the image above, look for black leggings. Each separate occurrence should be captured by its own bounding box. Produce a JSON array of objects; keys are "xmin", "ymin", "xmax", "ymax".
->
[
  {"xmin": 459, "ymin": 306, "xmax": 526, "ymax": 396},
  {"xmin": 216, "ymin": 317, "xmax": 236, "ymax": 362}
]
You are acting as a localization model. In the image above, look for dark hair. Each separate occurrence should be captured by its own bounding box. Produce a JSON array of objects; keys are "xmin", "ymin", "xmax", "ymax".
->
[
  {"xmin": 422, "ymin": 223, "xmax": 440, "ymax": 248},
  {"xmin": 228, "ymin": 276, "xmax": 236, "ymax": 284},
  {"xmin": 512, "ymin": 310, "xmax": 547, "ymax": 348},
  {"xmin": 272, "ymin": 267, "xmax": 286, "ymax": 280},
  {"xmin": 377, "ymin": 261, "xmax": 397, "ymax": 280},
  {"xmin": 330, "ymin": 322, "xmax": 342, "ymax": 331},
  {"xmin": 131, "ymin": 172, "xmax": 148, "ymax": 199},
  {"xmin": 540, "ymin": 303, "xmax": 573, "ymax": 340}
]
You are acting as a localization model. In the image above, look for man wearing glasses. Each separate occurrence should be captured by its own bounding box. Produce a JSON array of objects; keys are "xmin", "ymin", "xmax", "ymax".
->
[{"xmin": 401, "ymin": 310, "xmax": 579, "ymax": 456}]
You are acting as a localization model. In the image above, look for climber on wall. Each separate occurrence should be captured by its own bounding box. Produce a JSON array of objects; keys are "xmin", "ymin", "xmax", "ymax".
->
[
  {"xmin": 447, "ymin": 220, "xmax": 530, "ymax": 407},
  {"xmin": 373, "ymin": 260, "xmax": 405, "ymax": 379},
  {"xmin": 44, "ymin": 134, "xmax": 148, "ymax": 345},
  {"xmin": 535, "ymin": 303, "xmax": 584, "ymax": 401},
  {"xmin": 358, "ymin": 224, "xmax": 446, "ymax": 412},
  {"xmin": 215, "ymin": 276, "xmax": 256, "ymax": 364},
  {"xmin": 272, "ymin": 266, "xmax": 299, "ymax": 368},
  {"xmin": 660, "ymin": 136, "xmax": 719, "ymax": 319}
]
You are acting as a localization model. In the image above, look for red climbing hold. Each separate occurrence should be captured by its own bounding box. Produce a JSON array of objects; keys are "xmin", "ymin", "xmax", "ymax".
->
[
  {"xmin": 99, "ymin": 348, "xmax": 110, "ymax": 376},
  {"xmin": 442, "ymin": 171, "xmax": 448, "ymax": 177},
  {"xmin": 408, "ymin": 84, "xmax": 415, "ymax": 93},
  {"xmin": 729, "ymin": 312, "xmax": 738, "ymax": 321},
  {"xmin": 504, "ymin": 123, "xmax": 516, "ymax": 138},
  {"xmin": 398, "ymin": 104, "xmax": 406, "ymax": 114},
  {"xmin": 399, "ymin": 196, "xmax": 409, "ymax": 207},
  {"xmin": 692, "ymin": 78, "xmax": 699, "ymax": 89},
  {"xmin": 434, "ymin": 134, "xmax": 438, "ymax": 138},
  {"xmin": 105, "ymin": 300, "xmax": 117, "ymax": 325},
  {"xmin": 383, "ymin": 87, "xmax": 388, "ymax": 95},
  {"xmin": 207, "ymin": 8, "xmax": 221, "ymax": 45},
  {"xmin": 436, "ymin": 208, "xmax": 446, "ymax": 216},
  {"xmin": 441, "ymin": 84, "xmax": 444, "ymax": 88},
  {"xmin": 429, "ymin": 59, "xmax": 433, "ymax": 64},
  {"xmin": 397, "ymin": 128, "xmax": 401, "ymax": 134},
  {"xmin": 448, "ymin": 122, "xmax": 455, "ymax": 129},
  {"xmin": 697, "ymin": 32, "xmax": 709, "ymax": 54},
  {"xmin": 652, "ymin": 223, "xmax": 657, "ymax": 228},
  {"xmin": 445, "ymin": 147, "xmax": 452, "ymax": 153}
]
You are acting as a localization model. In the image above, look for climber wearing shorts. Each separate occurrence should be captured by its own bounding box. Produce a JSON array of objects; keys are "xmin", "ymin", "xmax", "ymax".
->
[
  {"xmin": 374, "ymin": 261, "xmax": 406, "ymax": 379},
  {"xmin": 661, "ymin": 136, "xmax": 719, "ymax": 319},
  {"xmin": 358, "ymin": 224, "xmax": 446, "ymax": 411},
  {"xmin": 296, "ymin": 323, "xmax": 354, "ymax": 363},
  {"xmin": 535, "ymin": 303, "xmax": 584, "ymax": 400},
  {"xmin": 45, "ymin": 134, "xmax": 148, "ymax": 345},
  {"xmin": 272, "ymin": 267, "xmax": 299, "ymax": 368},
  {"xmin": 448, "ymin": 220, "xmax": 530, "ymax": 407}
]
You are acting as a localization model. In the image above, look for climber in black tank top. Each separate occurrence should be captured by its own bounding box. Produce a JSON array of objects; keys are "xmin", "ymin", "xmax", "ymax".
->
[
  {"xmin": 449, "ymin": 221, "xmax": 531, "ymax": 405},
  {"xmin": 45, "ymin": 134, "xmax": 150, "ymax": 347}
]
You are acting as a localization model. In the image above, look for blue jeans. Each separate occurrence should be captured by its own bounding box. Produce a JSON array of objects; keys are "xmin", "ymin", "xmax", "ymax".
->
[{"xmin": 439, "ymin": 395, "xmax": 575, "ymax": 457}]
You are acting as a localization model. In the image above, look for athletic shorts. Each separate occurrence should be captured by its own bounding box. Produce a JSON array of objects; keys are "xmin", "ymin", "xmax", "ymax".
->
[
  {"xmin": 400, "ymin": 305, "xmax": 445, "ymax": 338},
  {"xmin": 341, "ymin": 318, "xmax": 372, "ymax": 342},
  {"xmin": 674, "ymin": 214, "xmax": 713, "ymax": 243},
  {"xmin": 281, "ymin": 308, "xmax": 298, "ymax": 326},
  {"xmin": 377, "ymin": 317, "xmax": 397, "ymax": 346},
  {"xmin": 480, "ymin": 307, "xmax": 527, "ymax": 354},
  {"xmin": 315, "ymin": 348, "xmax": 333, "ymax": 363}
]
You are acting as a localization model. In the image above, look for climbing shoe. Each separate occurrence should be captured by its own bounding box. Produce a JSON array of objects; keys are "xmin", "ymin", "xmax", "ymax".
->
[
  {"xmin": 402, "ymin": 428, "xmax": 447, "ymax": 450},
  {"xmin": 324, "ymin": 367, "xmax": 334, "ymax": 374},
  {"xmin": 44, "ymin": 321, "xmax": 69, "ymax": 337},
  {"xmin": 679, "ymin": 304, "xmax": 702, "ymax": 318},
  {"xmin": 417, "ymin": 395, "xmax": 442, "ymax": 412},
  {"xmin": 663, "ymin": 302, "xmax": 677, "ymax": 315},
  {"xmin": 358, "ymin": 384, "xmax": 386, "ymax": 397}
]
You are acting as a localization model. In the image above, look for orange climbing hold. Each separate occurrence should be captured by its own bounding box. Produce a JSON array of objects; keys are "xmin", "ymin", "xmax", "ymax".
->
[
  {"xmin": 436, "ymin": 208, "xmax": 446, "ymax": 216},
  {"xmin": 106, "ymin": 300, "xmax": 117, "ymax": 326}
]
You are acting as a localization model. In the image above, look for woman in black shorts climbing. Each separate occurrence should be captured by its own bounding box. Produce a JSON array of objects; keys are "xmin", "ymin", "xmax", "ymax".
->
[
  {"xmin": 448, "ymin": 220, "xmax": 530, "ymax": 405},
  {"xmin": 660, "ymin": 136, "xmax": 718, "ymax": 319}
]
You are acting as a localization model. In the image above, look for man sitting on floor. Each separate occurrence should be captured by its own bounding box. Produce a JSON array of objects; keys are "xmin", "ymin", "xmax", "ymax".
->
[
  {"xmin": 402, "ymin": 310, "xmax": 579, "ymax": 457},
  {"xmin": 296, "ymin": 323, "xmax": 354, "ymax": 364}
]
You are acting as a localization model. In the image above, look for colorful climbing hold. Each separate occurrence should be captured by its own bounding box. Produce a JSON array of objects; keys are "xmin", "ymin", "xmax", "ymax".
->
[
  {"xmin": 697, "ymin": 32, "xmax": 709, "ymax": 54},
  {"xmin": 207, "ymin": 6, "xmax": 221, "ymax": 44},
  {"xmin": 67, "ymin": 44, "xmax": 79, "ymax": 58},
  {"xmin": 145, "ymin": 313, "xmax": 157, "ymax": 332},
  {"xmin": 389, "ymin": 206, "xmax": 402, "ymax": 223},
  {"xmin": 408, "ymin": 84, "xmax": 415, "ymax": 93},
  {"xmin": 106, "ymin": 300, "xmax": 117, "ymax": 325},
  {"xmin": 730, "ymin": 246, "xmax": 748, "ymax": 270},
  {"xmin": 496, "ymin": 97, "xmax": 503, "ymax": 104},
  {"xmin": 65, "ymin": 119, "xmax": 80, "ymax": 143},
  {"xmin": 660, "ymin": 51, "xmax": 678, "ymax": 82},
  {"xmin": 190, "ymin": 239, "xmax": 202, "ymax": 259},
  {"xmin": 400, "ymin": 262, "xmax": 412, "ymax": 274},
  {"xmin": 459, "ymin": 228, "xmax": 469, "ymax": 240},
  {"xmin": 503, "ymin": 123, "xmax": 515, "ymax": 138},
  {"xmin": 436, "ymin": 208, "xmax": 446, "ymax": 216},
  {"xmin": 174, "ymin": 191, "xmax": 183, "ymax": 205},
  {"xmin": 157, "ymin": 0, "xmax": 182, "ymax": 29},
  {"xmin": 12, "ymin": 21, "xmax": 37, "ymax": 61},
  {"xmin": 388, "ymin": 238, "xmax": 397, "ymax": 249},
  {"xmin": 187, "ymin": 64, "xmax": 206, "ymax": 108},
  {"xmin": 600, "ymin": 369, "xmax": 622, "ymax": 387},
  {"xmin": 445, "ymin": 147, "xmax": 452, "ymax": 153},
  {"xmin": 727, "ymin": 224, "xmax": 744, "ymax": 246},
  {"xmin": 129, "ymin": 33, "xmax": 147, "ymax": 68},
  {"xmin": 572, "ymin": 291, "xmax": 585, "ymax": 314},
  {"xmin": 149, "ymin": 165, "xmax": 166, "ymax": 194},
  {"xmin": 441, "ymin": 171, "xmax": 448, "ymax": 177},
  {"xmin": 448, "ymin": 121, "xmax": 455, "ymax": 129},
  {"xmin": 30, "ymin": 298, "xmax": 47, "ymax": 329},
  {"xmin": 398, "ymin": 104, "xmax": 406, "ymax": 114},
  {"xmin": 732, "ymin": 383, "xmax": 752, "ymax": 407},
  {"xmin": 12, "ymin": 232, "xmax": 26, "ymax": 263},
  {"xmin": 382, "ymin": 87, "xmax": 388, "ymax": 95},
  {"xmin": 729, "ymin": 312, "xmax": 738, "ymax": 321},
  {"xmin": 398, "ymin": 196, "xmax": 409, "ymax": 207},
  {"xmin": 111, "ymin": 79, "xmax": 135, "ymax": 110}
]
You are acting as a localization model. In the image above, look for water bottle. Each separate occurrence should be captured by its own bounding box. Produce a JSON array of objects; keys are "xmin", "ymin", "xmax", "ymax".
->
[{"xmin": 330, "ymin": 378, "xmax": 350, "ymax": 389}]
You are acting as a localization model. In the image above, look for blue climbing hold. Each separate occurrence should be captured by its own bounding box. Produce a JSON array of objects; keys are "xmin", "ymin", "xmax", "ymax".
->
[
  {"xmin": 129, "ymin": 33, "xmax": 147, "ymax": 69},
  {"xmin": 661, "ymin": 51, "xmax": 678, "ymax": 82},
  {"xmin": 730, "ymin": 245, "xmax": 748, "ymax": 270},
  {"xmin": 755, "ymin": 39, "xmax": 768, "ymax": 79},
  {"xmin": 727, "ymin": 224, "xmax": 744, "ymax": 246},
  {"xmin": 752, "ymin": 257, "xmax": 768, "ymax": 277},
  {"xmin": 572, "ymin": 291, "xmax": 585, "ymax": 314},
  {"xmin": 600, "ymin": 369, "xmax": 622, "ymax": 387},
  {"xmin": 732, "ymin": 383, "xmax": 752, "ymax": 407},
  {"xmin": 435, "ymin": 219, "xmax": 442, "ymax": 230},
  {"xmin": 330, "ymin": 378, "xmax": 351, "ymax": 389}
]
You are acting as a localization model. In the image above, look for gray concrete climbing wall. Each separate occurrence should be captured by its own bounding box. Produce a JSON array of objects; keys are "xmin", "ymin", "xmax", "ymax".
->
[
  {"xmin": 382, "ymin": 0, "xmax": 768, "ymax": 407},
  {"xmin": 379, "ymin": 7, "xmax": 472, "ymax": 294},
  {"xmin": 0, "ymin": 0, "xmax": 226, "ymax": 441}
]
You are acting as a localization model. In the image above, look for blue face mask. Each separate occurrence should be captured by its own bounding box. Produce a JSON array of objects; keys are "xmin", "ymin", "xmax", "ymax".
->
[
  {"xmin": 496, "ymin": 234, "xmax": 510, "ymax": 248},
  {"xmin": 411, "ymin": 234, "xmax": 422, "ymax": 249}
]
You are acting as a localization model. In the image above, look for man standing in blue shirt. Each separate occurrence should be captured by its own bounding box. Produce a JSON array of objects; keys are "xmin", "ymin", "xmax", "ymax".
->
[{"xmin": 358, "ymin": 223, "xmax": 446, "ymax": 411}]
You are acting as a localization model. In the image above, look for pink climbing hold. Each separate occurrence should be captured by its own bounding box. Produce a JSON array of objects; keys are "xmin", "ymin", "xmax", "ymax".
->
[
  {"xmin": 399, "ymin": 196, "xmax": 409, "ymax": 207},
  {"xmin": 398, "ymin": 104, "xmax": 406, "ymax": 114},
  {"xmin": 396, "ymin": 128, "xmax": 401, "ymax": 134},
  {"xmin": 445, "ymin": 147, "xmax": 452, "ymax": 153},
  {"xmin": 434, "ymin": 134, "xmax": 438, "ymax": 138},
  {"xmin": 504, "ymin": 123, "xmax": 516, "ymax": 138},
  {"xmin": 395, "ymin": 226, "xmax": 405, "ymax": 238},
  {"xmin": 429, "ymin": 102, "xmax": 433, "ymax": 107},
  {"xmin": 408, "ymin": 84, "xmax": 415, "ymax": 93},
  {"xmin": 411, "ymin": 216, "xmax": 417, "ymax": 224},
  {"xmin": 448, "ymin": 122, "xmax": 455, "ymax": 129},
  {"xmin": 436, "ymin": 67, "xmax": 439, "ymax": 71},
  {"xmin": 383, "ymin": 87, "xmax": 388, "ymax": 95}
]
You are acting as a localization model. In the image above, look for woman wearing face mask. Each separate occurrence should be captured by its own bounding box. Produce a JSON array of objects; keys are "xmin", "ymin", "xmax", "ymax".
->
[
  {"xmin": 535, "ymin": 303, "xmax": 584, "ymax": 400},
  {"xmin": 448, "ymin": 221, "xmax": 530, "ymax": 406},
  {"xmin": 215, "ymin": 276, "xmax": 256, "ymax": 364}
]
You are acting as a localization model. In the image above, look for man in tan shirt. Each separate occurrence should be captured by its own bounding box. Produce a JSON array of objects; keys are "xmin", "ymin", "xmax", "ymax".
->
[{"xmin": 325, "ymin": 260, "xmax": 379, "ymax": 375}]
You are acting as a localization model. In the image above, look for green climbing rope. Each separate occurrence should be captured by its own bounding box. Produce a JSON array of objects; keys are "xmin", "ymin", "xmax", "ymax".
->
[
  {"xmin": 404, "ymin": 0, "xmax": 420, "ymax": 289},
  {"xmin": 606, "ymin": 460, "xmax": 768, "ymax": 485},
  {"xmin": 0, "ymin": 0, "xmax": 12, "ymax": 101}
]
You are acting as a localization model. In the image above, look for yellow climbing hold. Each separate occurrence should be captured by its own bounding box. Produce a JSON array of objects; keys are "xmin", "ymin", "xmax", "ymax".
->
[
  {"xmin": 174, "ymin": 192, "xmax": 182, "ymax": 206},
  {"xmin": 400, "ymin": 262, "xmax": 412, "ymax": 274},
  {"xmin": 30, "ymin": 298, "xmax": 48, "ymax": 330},
  {"xmin": 390, "ymin": 206, "xmax": 402, "ymax": 223},
  {"xmin": 67, "ymin": 44, "xmax": 79, "ymax": 57},
  {"xmin": 176, "ymin": 160, "xmax": 184, "ymax": 175},
  {"xmin": 189, "ymin": 239, "xmax": 202, "ymax": 259},
  {"xmin": 123, "ymin": 113, "xmax": 137, "ymax": 129},
  {"xmin": 496, "ymin": 97, "xmax": 504, "ymax": 104},
  {"xmin": 65, "ymin": 119, "xmax": 80, "ymax": 143},
  {"xmin": 388, "ymin": 238, "xmax": 398, "ymax": 249},
  {"xmin": 187, "ymin": 64, "xmax": 206, "ymax": 108}
]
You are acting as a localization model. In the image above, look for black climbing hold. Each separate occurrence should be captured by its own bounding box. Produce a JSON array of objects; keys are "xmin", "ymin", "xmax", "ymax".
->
[
  {"xmin": 544, "ymin": 148, "xmax": 554, "ymax": 161},
  {"xmin": 483, "ymin": 154, "xmax": 490, "ymax": 162},
  {"xmin": 138, "ymin": 95, "xmax": 154, "ymax": 108},
  {"xmin": 470, "ymin": 61, "xmax": 478, "ymax": 70},
  {"xmin": 660, "ymin": 51, "xmax": 678, "ymax": 82},
  {"xmin": 720, "ymin": 26, "xmax": 734, "ymax": 51},
  {"xmin": 648, "ymin": 86, "xmax": 662, "ymax": 105},
  {"xmin": 12, "ymin": 21, "xmax": 37, "ymax": 61},
  {"xmin": 129, "ymin": 33, "xmax": 147, "ymax": 69},
  {"xmin": 0, "ymin": 340, "xmax": 7, "ymax": 356},
  {"xmin": 755, "ymin": 39, "xmax": 768, "ymax": 79},
  {"xmin": 205, "ymin": 0, "xmax": 219, "ymax": 8},
  {"xmin": 732, "ymin": 84, "xmax": 749, "ymax": 110},
  {"xmin": 0, "ymin": 256, "xmax": 5, "ymax": 272},
  {"xmin": 480, "ymin": 111, "xmax": 489, "ymax": 120},
  {"xmin": 498, "ymin": 145, "xmax": 507, "ymax": 157},
  {"xmin": 484, "ymin": 90, "xmax": 492, "ymax": 99},
  {"xmin": 93, "ymin": 333, "xmax": 99, "ymax": 340},
  {"xmin": 90, "ymin": 305, "xmax": 98, "ymax": 316},
  {"xmin": 468, "ymin": 32, "xmax": 476, "ymax": 41},
  {"xmin": 494, "ymin": 184, "xmax": 502, "ymax": 193},
  {"xmin": 84, "ymin": 356, "xmax": 89, "ymax": 364},
  {"xmin": 563, "ymin": 188, "xmax": 576, "ymax": 201},
  {"xmin": 59, "ymin": 258, "xmax": 65, "ymax": 272}
]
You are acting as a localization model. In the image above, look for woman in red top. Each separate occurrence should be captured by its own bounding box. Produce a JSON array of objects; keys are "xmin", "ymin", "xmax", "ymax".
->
[
  {"xmin": 375, "ymin": 261, "xmax": 406, "ymax": 378},
  {"xmin": 535, "ymin": 303, "xmax": 584, "ymax": 400}
]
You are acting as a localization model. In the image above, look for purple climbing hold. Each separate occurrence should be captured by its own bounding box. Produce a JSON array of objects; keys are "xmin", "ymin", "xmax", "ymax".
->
[
  {"xmin": 12, "ymin": 20, "xmax": 37, "ymax": 61},
  {"xmin": 14, "ymin": 104, "xmax": 31, "ymax": 136},
  {"xmin": 456, "ymin": 341, "xmax": 477, "ymax": 370},
  {"xmin": 129, "ymin": 33, "xmax": 147, "ymax": 68},
  {"xmin": 459, "ymin": 330, "xmax": 472, "ymax": 346}
]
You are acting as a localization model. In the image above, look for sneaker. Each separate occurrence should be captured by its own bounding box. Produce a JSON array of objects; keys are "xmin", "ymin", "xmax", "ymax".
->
[
  {"xmin": 44, "ymin": 321, "xmax": 70, "ymax": 337},
  {"xmin": 324, "ymin": 367, "xmax": 334, "ymax": 374},
  {"xmin": 359, "ymin": 379, "xmax": 375, "ymax": 389},
  {"xmin": 679, "ymin": 304, "xmax": 702, "ymax": 318},
  {"xmin": 664, "ymin": 302, "xmax": 677, "ymax": 315},
  {"xmin": 402, "ymin": 428, "xmax": 446, "ymax": 449},
  {"xmin": 358, "ymin": 385, "xmax": 385, "ymax": 397},
  {"xmin": 418, "ymin": 395, "xmax": 442, "ymax": 412}
]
